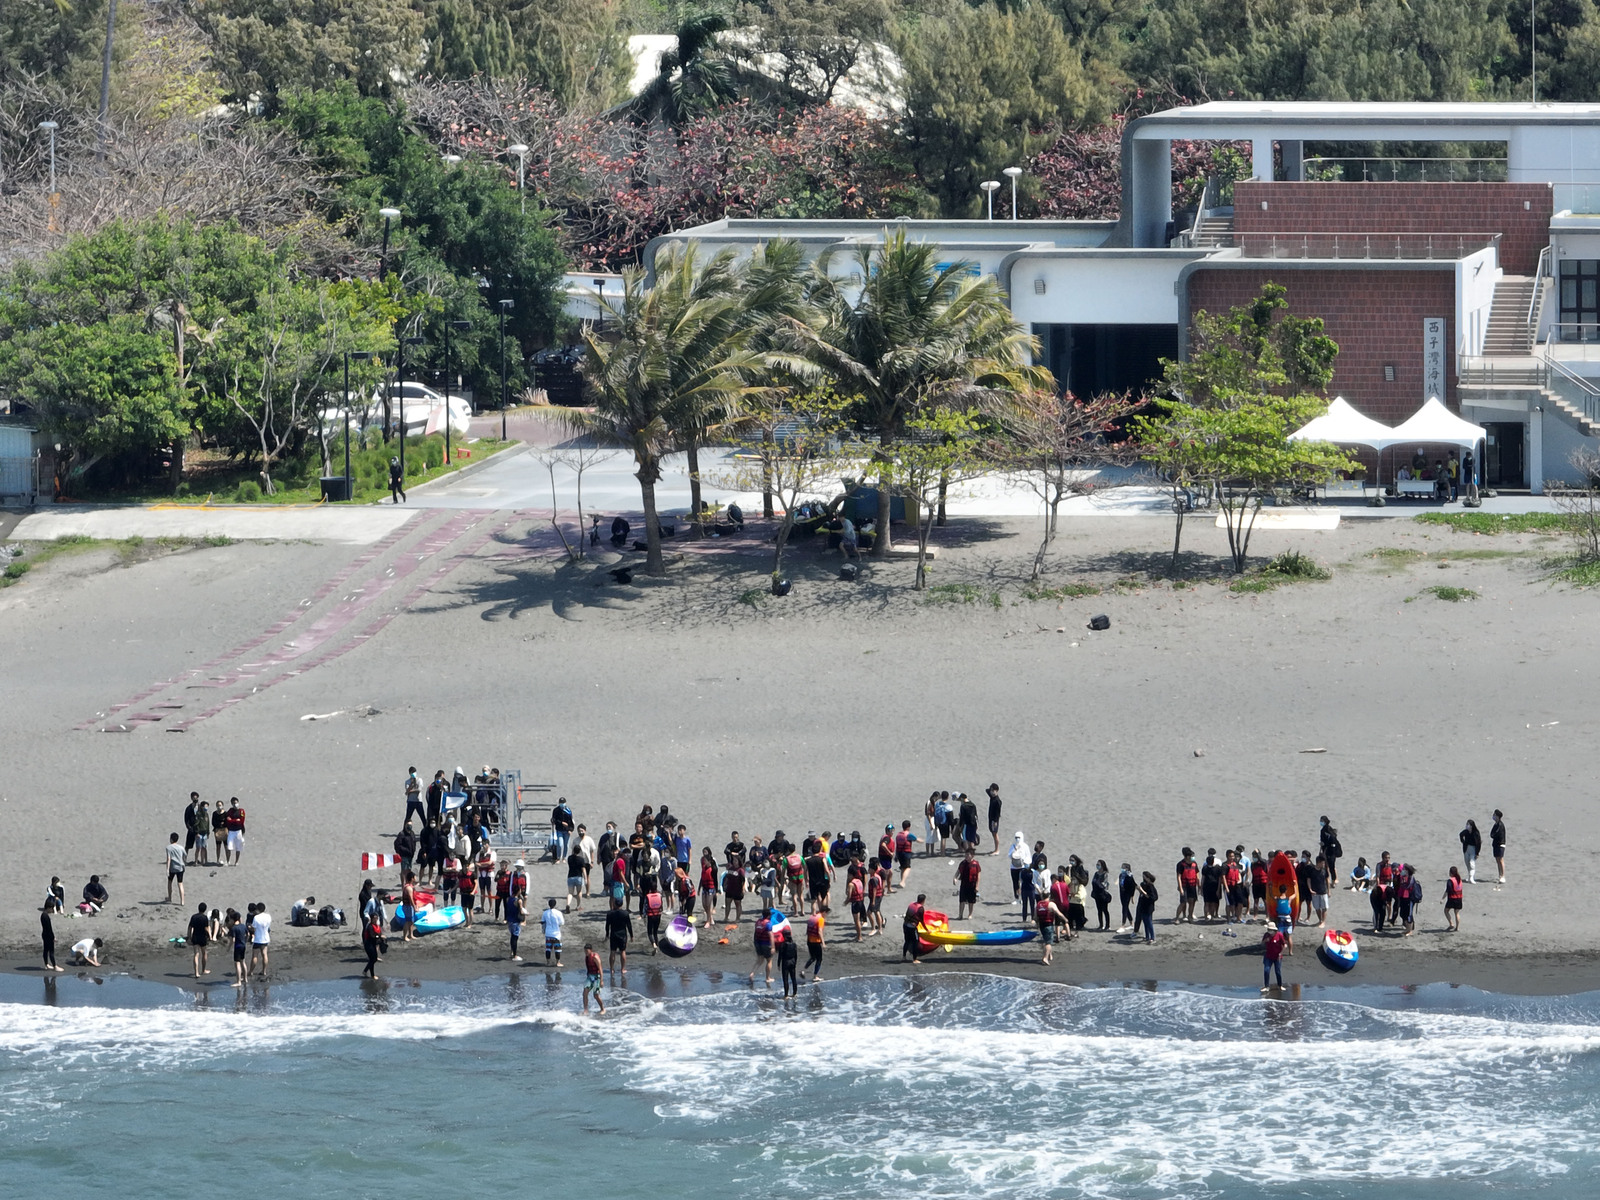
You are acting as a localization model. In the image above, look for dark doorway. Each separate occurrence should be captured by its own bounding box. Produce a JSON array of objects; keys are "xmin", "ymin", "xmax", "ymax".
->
[
  {"xmin": 1483, "ymin": 421, "xmax": 1525, "ymax": 488},
  {"xmin": 1035, "ymin": 324, "xmax": 1178, "ymax": 396}
]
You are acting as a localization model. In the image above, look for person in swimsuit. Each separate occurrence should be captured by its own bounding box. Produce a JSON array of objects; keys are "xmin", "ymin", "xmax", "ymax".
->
[
  {"xmin": 777, "ymin": 923, "xmax": 800, "ymax": 998},
  {"xmin": 582, "ymin": 945, "xmax": 606, "ymax": 1015},
  {"xmin": 604, "ymin": 899, "xmax": 633, "ymax": 973}
]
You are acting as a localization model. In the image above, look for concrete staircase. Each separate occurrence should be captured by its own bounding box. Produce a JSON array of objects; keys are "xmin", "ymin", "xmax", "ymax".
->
[
  {"xmin": 1483, "ymin": 275, "xmax": 1537, "ymax": 354},
  {"xmin": 1193, "ymin": 216, "xmax": 1235, "ymax": 248}
]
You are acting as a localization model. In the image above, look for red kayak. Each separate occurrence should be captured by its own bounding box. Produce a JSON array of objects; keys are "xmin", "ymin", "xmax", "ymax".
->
[{"xmin": 917, "ymin": 909, "xmax": 951, "ymax": 955}]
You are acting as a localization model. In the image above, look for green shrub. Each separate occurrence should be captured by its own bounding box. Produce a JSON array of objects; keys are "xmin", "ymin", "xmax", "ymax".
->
[
  {"xmin": 174, "ymin": 481, "xmax": 191, "ymax": 497},
  {"xmin": 1262, "ymin": 550, "xmax": 1332, "ymax": 581},
  {"xmin": 1422, "ymin": 585, "xmax": 1478, "ymax": 602},
  {"xmin": 3, "ymin": 560, "xmax": 29, "ymax": 580},
  {"xmin": 234, "ymin": 480, "xmax": 262, "ymax": 503}
]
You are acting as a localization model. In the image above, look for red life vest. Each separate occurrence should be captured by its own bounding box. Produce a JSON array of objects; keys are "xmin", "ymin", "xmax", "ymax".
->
[
  {"xmin": 1446, "ymin": 877, "xmax": 1463, "ymax": 900},
  {"xmin": 645, "ymin": 891, "xmax": 663, "ymax": 916},
  {"xmin": 1251, "ymin": 863, "xmax": 1268, "ymax": 885},
  {"xmin": 1181, "ymin": 863, "xmax": 1199, "ymax": 887},
  {"xmin": 847, "ymin": 878, "xmax": 864, "ymax": 903}
]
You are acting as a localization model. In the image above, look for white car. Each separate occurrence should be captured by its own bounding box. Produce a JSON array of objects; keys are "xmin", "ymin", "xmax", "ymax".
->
[{"xmin": 323, "ymin": 383, "xmax": 472, "ymax": 438}]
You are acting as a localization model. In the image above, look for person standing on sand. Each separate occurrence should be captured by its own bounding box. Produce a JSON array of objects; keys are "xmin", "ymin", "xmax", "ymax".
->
[
  {"xmin": 1135, "ymin": 873, "xmax": 1159, "ymax": 943},
  {"xmin": 403, "ymin": 768, "xmax": 424, "ymax": 827},
  {"xmin": 211, "ymin": 804, "xmax": 227, "ymax": 864},
  {"xmin": 187, "ymin": 901, "xmax": 211, "ymax": 978},
  {"xmin": 165, "ymin": 833, "xmax": 186, "ymax": 904},
  {"xmin": 1036, "ymin": 890, "xmax": 1064, "ymax": 964},
  {"xmin": 228, "ymin": 909, "xmax": 247, "ymax": 987},
  {"xmin": 401, "ymin": 871, "xmax": 419, "ymax": 943},
  {"xmin": 985, "ymin": 784, "xmax": 1002, "ymax": 855},
  {"xmin": 1308, "ymin": 856, "xmax": 1330, "ymax": 927},
  {"xmin": 1118, "ymin": 863, "xmax": 1136, "ymax": 931},
  {"xmin": 1175, "ymin": 848, "xmax": 1199, "ymax": 924},
  {"xmin": 40, "ymin": 906, "xmax": 60, "ymax": 971},
  {"xmin": 182, "ymin": 792, "xmax": 200, "ymax": 864},
  {"xmin": 954, "ymin": 848, "xmax": 981, "ymax": 920},
  {"xmin": 1250, "ymin": 851, "xmax": 1269, "ymax": 916},
  {"xmin": 1460, "ymin": 819, "xmax": 1482, "ymax": 883},
  {"xmin": 1091, "ymin": 860, "xmax": 1112, "ymax": 931},
  {"xmin": 224, "ymin": 799, "xmax": 245, "ymax": 866},
  {"xmin": 1491, "ymin": 810, "xmax": 1508, "ymax": 885},
  {"xmin": 248, "ymin": 902, "xmax": 271, "ymax": 979},
  {"xmin": 956, "ymin": 794, "xmax": 979, "ymax": 851},
  {"xmin": 1261, "ymin": 927, "xmax": 1287, "ymax": 992},
  {"xmin": 1443, "ymin": 867, "xmax": 1465, "ymax": 931},
  {"xmin": 1007, "ymin": 833, "xmax": 1029, "ymax": 904},
  {"xmin": 191, "ymin": 802, "xmax": 211, "ymax": 867},
  {"xmin": 903, "ymin": 894, "xmax": 927, "ymax": 964},
  {"xmin": 1318, "ymin": 818, "xmax": 1341, "ymax": 886}
]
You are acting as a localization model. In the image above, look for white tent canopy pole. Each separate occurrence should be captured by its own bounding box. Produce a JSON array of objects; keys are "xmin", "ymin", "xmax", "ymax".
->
[{"xmin": 1288, "ymin": 396, "xmax": 1399, "ymax": 487}]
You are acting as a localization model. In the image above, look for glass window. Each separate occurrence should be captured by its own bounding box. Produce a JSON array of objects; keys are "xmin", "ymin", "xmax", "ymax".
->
[{"xmin": 1559, "ymin": 259, "xmax": 1600, "ymax": 335}]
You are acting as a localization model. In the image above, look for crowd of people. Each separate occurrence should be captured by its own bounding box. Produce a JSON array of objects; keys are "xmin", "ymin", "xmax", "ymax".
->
[{"xmin": 34, "ymin": 770, "xmax": 1509, "ymax": 1009}]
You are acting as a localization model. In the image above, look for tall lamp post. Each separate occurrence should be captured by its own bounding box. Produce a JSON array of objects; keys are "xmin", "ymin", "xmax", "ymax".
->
[
  {"xmin": 442, "ymin": 318, "xmax": 472, "ymax": 465},
  {"xmin": 396, "ymin": 334, "xmax": 424, "ymax": 487},
  {"xmin": 507, "ymin": 143, "xmax": 530, "ymax": 215},
  {"xmin": 497, "ymin": 298, "xmax": 514, "ymax": 441},
  {"xmin": 39, "ymin": 120, "xmax": 58, "ymax": 232},
  {"xmin": 980, "ymin": 180, "xmax": 999, "ymax": 220},
  {"xmin": 1003, "ymin": 166, "xmax": 1022, "ymax": 220},
  {"xmin": 342, "ymin": 350, "xmax": 372, "ymax": 500}
]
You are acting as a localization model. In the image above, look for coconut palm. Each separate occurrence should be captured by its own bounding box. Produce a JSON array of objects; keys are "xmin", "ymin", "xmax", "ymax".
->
[
  {"xmin": 785, "ymin": 227, "xmax": 1043, "ymax": 556},
  {"xmin": 574, "ymin": 242, "xmax": 761, "ymax": 575},
  {"xmin": 612, "ymin": 13, "xmax": 736, "ymax": 127}
]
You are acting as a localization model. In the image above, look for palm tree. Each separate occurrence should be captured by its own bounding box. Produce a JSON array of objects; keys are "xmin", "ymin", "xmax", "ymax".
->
[
  {"xmin": 786, "ymin": 228, "xmax": 1041, "ymax": 556},
  {"xmin": 574, "ymin": 243, "xmax": 760, "ymax": 575},
  {"xmin": 612, "ymin": 13, "xmax": 736, "ymax": 127}
]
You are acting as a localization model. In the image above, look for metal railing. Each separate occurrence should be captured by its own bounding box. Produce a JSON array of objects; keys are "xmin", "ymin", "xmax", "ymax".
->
[
  {"xmin": 1547, "ymin": 321, "xmax": 1600, "ymax": 345},
  {"xmin": 1545, "ymin": 353, "xmax": 1600, "ymax": 427},
  {"xmin": 1457, "ymin": 355, "xmax": 1545, "ymax": 389},
  {"xmin": 1237, "ymin": 232, "xmax": 1500, "ymax": 260},
  {"xmin": 1528, "ymin": 245, "xmax": 1552, "ymax": 335},
  {"xmin": 1300, "ymin": 157, "xmax": 1508, "ymax": 183}
]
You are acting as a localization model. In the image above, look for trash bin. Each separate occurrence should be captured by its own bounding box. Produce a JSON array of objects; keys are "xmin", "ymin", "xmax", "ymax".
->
[{"xmin": 319, "ymin": 476, "xmax": 351, "ymax": 502}]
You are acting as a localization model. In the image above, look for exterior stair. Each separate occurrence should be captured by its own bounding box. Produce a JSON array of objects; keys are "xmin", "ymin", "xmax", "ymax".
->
[
  {"xmin": 1483, "ymin": 275, "xmax": 1537, "ymax": 354},
  {"xmin": 1193, "ymin": 216, "xmax": 1234, "ymax": 248}
]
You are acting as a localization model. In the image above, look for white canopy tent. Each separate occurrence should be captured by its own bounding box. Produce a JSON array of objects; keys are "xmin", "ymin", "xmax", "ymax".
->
[
  {"xmin": 1390, "ymin": 397, "xmax": 1485, "ymax": 449},
  {"xmin": 1288, "ymin": 396, "xmax": 1398, "ymax": 489},
  {"xmin": 1390, "ymin": 397, "xmax": 1487, "ymax": 494}
]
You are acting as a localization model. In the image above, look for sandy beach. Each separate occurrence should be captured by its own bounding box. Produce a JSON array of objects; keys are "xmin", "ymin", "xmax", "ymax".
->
[{"xmin": 2, "ymin": 505, "xmax": 1596, "ymax": 995}]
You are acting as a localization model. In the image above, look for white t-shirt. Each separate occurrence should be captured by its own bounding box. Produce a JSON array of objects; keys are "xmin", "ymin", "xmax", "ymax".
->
[
  {"xmin": 540, "ymin": 907, "xmax": 565, "ymax": 939},
  {"xmin": 167, "ymin": 843, "xmax": 186, "ymax": 872},
  {"xmin": 251, "ymin": 912, "xmax": 272, "ymax": 945},
  {"xmin": 579, "ymin": 835, "xmax": 597, "ymax": 863},
  {"xmin": 71, "ymin": 938, "xmax": 96, "ymax": 958}
]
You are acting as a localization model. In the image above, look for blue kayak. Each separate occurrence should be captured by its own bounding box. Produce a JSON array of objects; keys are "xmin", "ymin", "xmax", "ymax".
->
[{"xmin": 391, "ymin": 904, "xmax": 467, "ymax": 935}]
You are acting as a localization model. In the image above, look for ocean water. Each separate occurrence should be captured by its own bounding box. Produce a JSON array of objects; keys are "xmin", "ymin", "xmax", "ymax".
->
[{"xmin": 1, "ymin": 969, "xmax": 1596, "ymax": 1198}]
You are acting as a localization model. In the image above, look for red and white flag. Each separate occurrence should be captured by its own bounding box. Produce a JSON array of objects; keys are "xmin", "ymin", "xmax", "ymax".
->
[{"xmin": 361, "ymin": 853, "xmax": 400, "ymax": 870}]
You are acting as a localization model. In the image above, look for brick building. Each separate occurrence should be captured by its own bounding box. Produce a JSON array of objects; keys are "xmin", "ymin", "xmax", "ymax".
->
[{"xmin": 654, "ymin": 101, "xmax": 1600, "ymax": 491}]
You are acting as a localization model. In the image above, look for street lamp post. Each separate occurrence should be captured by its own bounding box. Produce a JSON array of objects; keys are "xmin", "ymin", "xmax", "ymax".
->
[
  {"xmin": 497, "ymin": 299, "xmax": 514, "ymax": 441},
  {"xmin": 396, "ymin": 335, "xmax": 424, "ymax": 486},
  {"xmin": 980, "ymin": 180, "xmax": 999, "ymax": 220},
  {"xmin": 343, "ymin": 350, "xmax": 372, "ymax": 500},
  {"xmin": 1003, "ymin": 166, "xmax": 1022, "ymax": 220},
  {"xmin": 507, "ymin": 143, "xmax": 530, "ymax": 215},
  {"xmin": 442, "ymin": 318, "xmax": 472, "ymax": 466},
  {"xmin": 378, "ymin": 206, "xmax": 400, "ymax": 277},
  {"xmin": 39, "ymin": 120, "xmax": 58, "ymax": 233}
]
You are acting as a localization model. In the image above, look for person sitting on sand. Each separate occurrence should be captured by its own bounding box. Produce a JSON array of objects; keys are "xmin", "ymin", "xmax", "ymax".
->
[
  {"xmin": 70, "ymin": 937, "xmax": 103, "ymax": 967},
  {"xmin": 1348, "ymin": 857, "xmax": 1372, "ymax": 892},
  {"xmin": 82, "ymin": 876, "xmax": 108, "ymax": 913}
]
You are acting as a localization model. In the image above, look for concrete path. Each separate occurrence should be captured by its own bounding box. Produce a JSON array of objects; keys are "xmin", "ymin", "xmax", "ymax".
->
[{"xmin": 9, "ymin": 504, "xmax": 417, "ymax": 545}]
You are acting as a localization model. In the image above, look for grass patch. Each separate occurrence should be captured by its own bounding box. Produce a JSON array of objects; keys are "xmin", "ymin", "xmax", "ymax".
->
[
  {"xmin": 1440, "ymin": 548, "xmax": 1519, "ymax": 560},
  {"xmin": 0, "ymin": 533, "xmax": 234, "ymax": 589},
  {"xmin": 2, "ymin": 560, "xmax": 29, "ymax": 583},
  {"xmin": 1023, "ymin": 581, "xmax": 1100, "ymax": 601},
  {"xmin": 1370, "ymin": 547, "xmax": 1427, "ymax": 562},
  {"xmin": 1415, "ymin": 512, "xmax": 1569, "ymax": 535},
  {"xmin": 920, "ymin": 582, "xmax": 987, "ymax": 606},
  {"xmin": 1550, "ymin": 558, "xmax": 1600, "ymax": 586},
  {"xmin": 737, "ymin": 588, "xmax": 768, "ymax": 609},
  {"xmin": 1229, "ymin": 550, "xmax": 1332, "ymax": 594},
  {"xmin": 1421, "ymin": 585, "xmax": 1479, "ymax": 602}
]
